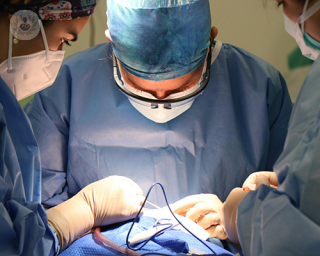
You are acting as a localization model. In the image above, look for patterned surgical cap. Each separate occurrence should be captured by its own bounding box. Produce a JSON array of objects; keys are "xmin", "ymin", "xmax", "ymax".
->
[{"xmin": 1, "ymin": 0, "xmax": 96, "ymax": 20}]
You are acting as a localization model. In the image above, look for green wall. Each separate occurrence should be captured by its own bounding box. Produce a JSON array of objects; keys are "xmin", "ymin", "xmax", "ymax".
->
[{"xmin": 19, "ymin": 95, "xmax": 34, "ymax": 107}]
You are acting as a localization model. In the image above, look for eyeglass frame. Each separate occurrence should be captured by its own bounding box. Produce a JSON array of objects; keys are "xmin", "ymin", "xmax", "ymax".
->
[{"xmin": 112, "ymin": 45, "xmax": 212, "ymax": 105}]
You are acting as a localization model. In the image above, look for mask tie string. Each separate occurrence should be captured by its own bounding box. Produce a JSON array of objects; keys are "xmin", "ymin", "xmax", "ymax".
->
[
  {"xmin": 8, "ymin": 24, "xmax": 13, "ymax": 71},
  {"xmin": 39, "ymin": 19, "xmax": 50, "ymax": 59},
  {"xmin": 299, "ymin": 0, "xmax": 320, "ymax": 33}
]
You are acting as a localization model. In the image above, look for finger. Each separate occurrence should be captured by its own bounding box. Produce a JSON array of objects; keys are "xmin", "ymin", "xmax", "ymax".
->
[
  {"xmin": 243, "ymin": 184, "xmax": 256, "ymax": 191},
  {"xmin": 171, "ymin": 195, "xmax": 205, "ymax": 214},
  {"xmin": 171, "ymin": 194, "xmax": 220, "ymax": 215},
  {"xmin": 242, "ymin": 172, "xmax": 275, "ymax": 188},
  {"xmin": 206, "ymin": 225, "xmax": 228, "ymax": 240},
  {"xmin": 267, "ymin": 173, "xmax": 279, "ymax": 187},
  {"xmin": 256, "ymin": 174, "xmax": 270, "ymax": 188},
  {"xmin": 197, "ymin": 212, "xmax": 221, "ymax": 229},
  {"xmin": 185, "ymin": 203, "xmax": 216, "ymax": 222},
  {"xmin": 242, "ymin": 173, "xmax": 259, "ymax": 188}
]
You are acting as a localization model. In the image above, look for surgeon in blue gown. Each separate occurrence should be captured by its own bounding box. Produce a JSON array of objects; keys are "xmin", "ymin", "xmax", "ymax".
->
[
  {"xmin": 24, "ymin": 0, "xmax": 293, "ymax": 212},
  {"xmin": 0, "ymin": 1, "xmax": 147, "ymax": 255},
  {"xmin": 197, "ymin": 0, "xmax": 320, "ymax": 255}
]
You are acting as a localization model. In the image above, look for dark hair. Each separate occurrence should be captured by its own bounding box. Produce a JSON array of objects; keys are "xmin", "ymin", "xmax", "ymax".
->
[
  {"xmin": 0, "ymin": 12, "xmax": 54, "ymax": 28},
  {"xmin": 42, "ymin": 20, "xmax": 54, "ymax": 27}
]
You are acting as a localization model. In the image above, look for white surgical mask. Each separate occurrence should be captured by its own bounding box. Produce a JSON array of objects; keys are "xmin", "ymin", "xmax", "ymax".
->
[
  {"xmin": 0, "ymin": 19, "xmax": 65, "ymax": 101},
  {"xmin": 121, "ymin": 58, "xmax": 207, "ymax": 123},
  {"xmin": 284, "ymin": 0, "xmax": 320, "ymax": 61}
]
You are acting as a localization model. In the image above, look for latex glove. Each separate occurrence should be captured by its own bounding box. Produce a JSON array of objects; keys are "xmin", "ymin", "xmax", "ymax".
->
[
  {"xmin": 242, "ymin": 171, "xmax": 278, "ymax": 191},
  {"xmin": 222, "ymin": 188, "xmax": 249, "ymax": 246},
  {"xmin": 47, "ymin": 176, "xmax": 144, "ymax": 252},
  {"xmin": 170, "ymin": 194, "xmax": 227, "ymax": 240}
]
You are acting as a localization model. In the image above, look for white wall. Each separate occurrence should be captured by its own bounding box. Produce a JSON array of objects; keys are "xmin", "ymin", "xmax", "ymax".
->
[{"xmin": 64, "ymin": 0, "xmax": 298, "ymax": 77}]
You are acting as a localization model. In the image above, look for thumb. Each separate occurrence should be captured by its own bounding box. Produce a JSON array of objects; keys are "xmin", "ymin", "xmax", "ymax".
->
[{"xmin": 256, "ymin": 174, "xmax": 270, "ymax": 188}]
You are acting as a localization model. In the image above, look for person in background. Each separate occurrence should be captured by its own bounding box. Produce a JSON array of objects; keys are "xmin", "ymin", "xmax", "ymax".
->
[
  {"xmin": 24, "ymin": 0, "xmax": 292, "ymax": 242},
  {"xmin": 174, "ymin": 0, "xmax": 320, "ymax": 255},
  {"xmin": 0, "ymin": 0, "xmax": 144, "ymax": 254}
]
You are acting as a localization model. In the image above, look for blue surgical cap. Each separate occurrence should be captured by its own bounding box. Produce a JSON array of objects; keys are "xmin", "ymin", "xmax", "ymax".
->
[{"xmin": 107, "ymin": 0, "xmax": 211, "ymax": 81}]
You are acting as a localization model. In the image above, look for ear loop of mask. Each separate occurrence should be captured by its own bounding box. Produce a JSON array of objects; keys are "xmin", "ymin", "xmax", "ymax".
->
[
  {"xmin": 299, "ymin": 0, "xmax": 320, "ymax": 34},
  {"xmin": 8, "ymin": 18, "xmax": 49, "ymax": 72}
]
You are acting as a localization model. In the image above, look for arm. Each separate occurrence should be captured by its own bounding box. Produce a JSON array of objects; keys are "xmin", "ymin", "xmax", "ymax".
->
[
  {"xmin": 47, "ymin": 176, "xmax": 144, "ymax": 252},
  {"xmin": 242, "ymin": 171, "xmax": 278, "ymax": 191},
  {"xmin": 0, "ymin": 105, "xmax": 59, "ymax": 255},
  {"xmin": 236, "ymin": 60, "xmax": 320, "ymax": 255},
  {"xmin": 264, "ymin": 73, "xmax": 292, "ymax": 169},
  {"xmin": 1, "ymin": 107, "xmax": 143, "ymax": 255}
]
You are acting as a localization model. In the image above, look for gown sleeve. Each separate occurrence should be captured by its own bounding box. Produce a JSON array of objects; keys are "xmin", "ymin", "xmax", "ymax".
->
[
  {"xmin": 0, "ymin": 102, "xmax": 60, "ymax": 256},
  {"xmin": 264, "ymin": 72, "xmax": 292, "ymax": 170}
]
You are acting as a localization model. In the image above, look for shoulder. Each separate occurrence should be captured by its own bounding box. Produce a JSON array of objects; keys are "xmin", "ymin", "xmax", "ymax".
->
[
  {"xmin": 306, "ymin": 57, "xmax": 320, "ymax": 82},
  {"xmin": 51, "ymin": 42, "xmax": 113, "ymax": 86},
  {"xmin": 36, "ymin": 43, "xmax": 113, "ymax": 102},
  {"xmin": 62, "ymin": 43, "xmax": 112, "ymax": 69},
  {"xmin": 220, "ymin": 43, "xmax": 267, "ymax": 64},
  {"xmin": 215, "ymin": 43, "xmax": 292, "ymax": 117},
  {"xmin": 289, "ymin": 57, "xmax": 320, "ymax": 128},
  {"xmin": 294, "ymin": 57, "xmax": 320, "ymax": 102},
  {"xmin": 219, "ymin": 43, "xmax": 281, "ymax": 77}
]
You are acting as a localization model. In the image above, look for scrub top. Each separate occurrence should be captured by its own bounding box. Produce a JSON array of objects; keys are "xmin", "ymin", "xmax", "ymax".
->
[
  {"xmin": 0, "ymin": 76, "xmax": 59, "ymax": 255},
  {"xmin": 237, "ymin": 57, "xmax": 320, "ymax": 256},
  {"xmin": 24, "ymin": 41, "xmax": 293, "ymax": 207}
]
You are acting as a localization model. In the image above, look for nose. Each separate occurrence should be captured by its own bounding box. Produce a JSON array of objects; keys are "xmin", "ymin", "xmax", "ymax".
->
[{"xmin": 154, "ymin": 91, "xmax": 168, "ymax": 99}]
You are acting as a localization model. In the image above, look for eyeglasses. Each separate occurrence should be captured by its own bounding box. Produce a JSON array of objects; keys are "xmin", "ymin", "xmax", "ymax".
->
[{"xmin": 112, "ymin": 46, "xmax": 212, "ymax": 106}]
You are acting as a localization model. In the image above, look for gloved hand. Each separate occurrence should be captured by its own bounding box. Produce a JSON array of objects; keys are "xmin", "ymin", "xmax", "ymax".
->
[
  {"xmin": 47, "ymin": 176, "xmax": 144, "ymax": 252},
  {"xmin": 170, "ymin": 194, "xmax": 228, "ymax": 240},
  {"xmin": 242, "ymin": 171, "xmax": 278, "ymax": 191}
]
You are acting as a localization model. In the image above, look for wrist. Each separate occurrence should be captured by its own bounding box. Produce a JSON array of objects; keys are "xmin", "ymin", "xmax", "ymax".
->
[
  {"xmin": 47, "ymin": 194, "xmax": 94, "ymax": 251},
  {"xmin": 222, "ymin": 188, "xmax": 248, "ymax": 246}
]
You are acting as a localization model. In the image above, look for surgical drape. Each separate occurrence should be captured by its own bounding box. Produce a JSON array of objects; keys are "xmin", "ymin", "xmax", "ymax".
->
[{"xmin": 59, "ymin": 216, "xmax": 233, "ymax": 256}]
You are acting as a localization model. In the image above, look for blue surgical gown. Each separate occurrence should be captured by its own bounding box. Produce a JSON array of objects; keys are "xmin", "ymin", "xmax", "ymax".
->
[
  {"xmin": 24, "ymin": 41, "xmax": 292, "ymax": 208},
  {"xmin": 237, "ymin": 57, "xmax": 320, "ymax": 255},
  {"xmin": 0, "ymin": 76, "xmax": 59, "ymax": 255}
]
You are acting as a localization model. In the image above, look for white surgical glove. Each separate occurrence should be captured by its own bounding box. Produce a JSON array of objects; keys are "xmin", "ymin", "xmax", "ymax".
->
[
  {"xmin": 222, "ymin": 188, "xmax": 248, "ymax": 246},
  {"xmin": 47, "ymin": 176, "xmax": 144, "ymax": 252},
  {"xmin": 170, "ymin": 194, "xmax": 228, "ymax": 240},
  {"xmin": 242, "ymin": 171, "xmax": 278, "ymax": 191}
]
